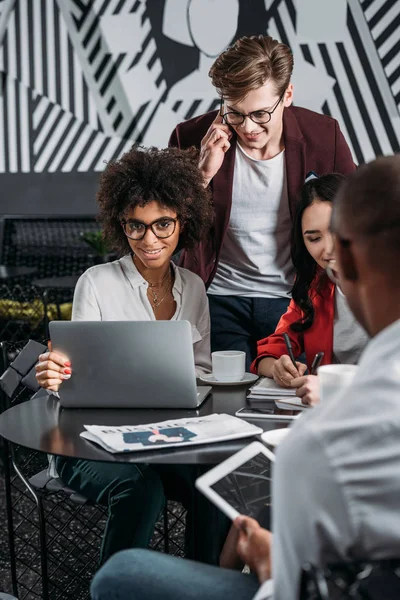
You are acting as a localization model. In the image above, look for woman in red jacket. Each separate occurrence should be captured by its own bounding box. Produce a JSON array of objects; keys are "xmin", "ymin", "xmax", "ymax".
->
[{"xmin": 251, "ymin": 172, "xmax": 368, "ymax": 405}]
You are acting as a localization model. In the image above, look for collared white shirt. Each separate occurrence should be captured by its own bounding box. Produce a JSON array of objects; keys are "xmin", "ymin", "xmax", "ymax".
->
[
  {"xmin": 47, "ymin": 255, "xmax": 212, "ymax": 478},
  {"xmin": 255, "ymin": 318, "xmax": 400, "ymax": 600},
  {"xmin": 71, "ymin": 254, "xmax": 212, "ymax": 376}
]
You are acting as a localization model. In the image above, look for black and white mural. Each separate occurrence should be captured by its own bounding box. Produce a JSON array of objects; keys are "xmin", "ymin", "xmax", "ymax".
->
[{"xmin": 0, "ymin": 0, "xmax": 399, "ymax": 212}]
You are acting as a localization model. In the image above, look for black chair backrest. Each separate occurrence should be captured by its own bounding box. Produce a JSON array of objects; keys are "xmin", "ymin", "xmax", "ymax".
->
[
  {"xmin": 0, "ymin": 215, "xmax": 99, "ymax": 278},
  {"xmin": 300, "ymin": 559, "xmax": 400, "ymax": 600},
  {"xmin": 0, "ymin": 340, "xmax": 47, "ymax": 405}
]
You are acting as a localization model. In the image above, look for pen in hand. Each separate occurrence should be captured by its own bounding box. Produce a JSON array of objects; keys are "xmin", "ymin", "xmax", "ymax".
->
[
  {"xmin": 283, "ymin": 333, "xmax": 298, "ymax": 372},
  {"xmin": 310, "ymin": 352, "xmax": 324, "ymax": 375}
]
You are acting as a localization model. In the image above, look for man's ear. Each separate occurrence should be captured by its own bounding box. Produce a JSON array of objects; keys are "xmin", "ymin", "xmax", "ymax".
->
[
  {"xmin": 337, "ymin": 240, "xmax": 358, "ymax": 282},
  {"xmin": 284, "ymin": 83, "xmax": 293, "ymax": 107}
]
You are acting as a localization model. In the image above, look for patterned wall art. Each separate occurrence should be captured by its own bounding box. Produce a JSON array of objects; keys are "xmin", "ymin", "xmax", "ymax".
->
[{"xmin": 0, "ymin": 0, "xmax": 398, "ymax": 211}]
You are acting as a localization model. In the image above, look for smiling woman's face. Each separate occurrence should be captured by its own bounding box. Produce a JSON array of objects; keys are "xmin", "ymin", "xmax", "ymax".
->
[
  {"xmin": 123, "ymin": 200, "xmax": 180, "ymax": 270},
  {"xmin": 302, "ymin": 199, "xmax": 335, "ymax": 270}
]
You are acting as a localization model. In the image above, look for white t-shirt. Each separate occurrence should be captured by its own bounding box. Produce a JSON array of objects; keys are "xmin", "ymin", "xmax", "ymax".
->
[
  {"xmin": 333, "ymin": 287, "xmax": 369, "ymax": 364},
  {"xmin": 208, "ymin": 145, "xmax": 294, "ymax": 298}
]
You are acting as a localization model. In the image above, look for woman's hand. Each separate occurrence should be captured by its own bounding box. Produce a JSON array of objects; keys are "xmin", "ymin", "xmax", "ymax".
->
[
  {"xmin": 234, "ymin": 516, "xmax": 272, "ymax": 583},
  {"xmin": 272, "ymin": 355, "xmax": 307, "ymax": 387},
  {"xmin": 35, "ymin": 350, "xmax": 71, "ymax": 392},
  {"xmin": 291, "ymin": 374, "xmax": 320, "ymax": 406}
]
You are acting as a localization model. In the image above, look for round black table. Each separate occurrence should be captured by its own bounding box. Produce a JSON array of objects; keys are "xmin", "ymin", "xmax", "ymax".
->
[{"xmin": 0, "ymin": 387, "xmax": 290, "ymax": 465}]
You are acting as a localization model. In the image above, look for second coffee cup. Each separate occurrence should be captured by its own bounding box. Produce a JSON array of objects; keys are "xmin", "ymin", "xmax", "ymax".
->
[{"xmin": 317, "ymin": 364, "xmax": 358, "ymax": 404}]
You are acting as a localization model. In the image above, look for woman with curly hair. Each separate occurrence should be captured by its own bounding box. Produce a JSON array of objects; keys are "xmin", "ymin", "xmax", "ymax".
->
[{"xmin": 35, "ymin": 145, "xmax": 224, "ymax": 566}]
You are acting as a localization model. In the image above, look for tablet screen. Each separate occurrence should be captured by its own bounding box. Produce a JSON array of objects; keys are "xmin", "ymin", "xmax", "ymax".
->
[{"xmin": 209, "ymin": 451, "xmax": 272, "ymax": 525}]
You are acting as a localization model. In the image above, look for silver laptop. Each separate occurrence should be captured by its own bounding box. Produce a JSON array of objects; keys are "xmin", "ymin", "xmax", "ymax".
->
[{"xmin": 49, "ymin": 320, "xmax": 211, "ymax": 408}]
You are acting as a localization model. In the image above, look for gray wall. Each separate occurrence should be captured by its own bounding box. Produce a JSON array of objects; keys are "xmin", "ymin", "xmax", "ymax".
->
[{"xmin": 0, "ymin": 0, "xmax": 399, "ymax": 214}]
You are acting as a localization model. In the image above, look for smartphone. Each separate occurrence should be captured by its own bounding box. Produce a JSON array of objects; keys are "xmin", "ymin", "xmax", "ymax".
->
[{"xmin": 235, "ymin": 407, "xmax": 300, "ymax": 420}]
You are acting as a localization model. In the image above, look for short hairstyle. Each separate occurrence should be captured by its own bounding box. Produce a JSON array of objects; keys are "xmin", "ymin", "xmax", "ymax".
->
[
  {"xmin": 291, "ymin": 173, "xmax": 346, "ymax": 332},
  {"xmin": 97, "ymin": 145, "xmax": 213, "ymax": 256},
  {"xmin": 332, "ymin": 154, "xmax": 400, "ymax": 278},
  {"xmin": 333, "ymin": 155, "xmax": 400, "ymax": 259},
  {"xmin": 209, "ymin": 35, "xmax": 293, "ymax": 103}
]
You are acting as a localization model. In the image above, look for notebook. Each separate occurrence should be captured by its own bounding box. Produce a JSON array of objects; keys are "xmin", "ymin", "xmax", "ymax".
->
[{"xmin": 247, "ymin": 377, "xmax": 296, "ymax": 402}]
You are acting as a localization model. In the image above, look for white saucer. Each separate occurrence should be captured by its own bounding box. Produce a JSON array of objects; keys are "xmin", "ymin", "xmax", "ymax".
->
[
  {"xmin": 261, "ymin": 429, "xmax": 290, "ymax": 447},
  {"xmin": 199, "ymin": 372, "xmax": 259, "ymax": 386}
]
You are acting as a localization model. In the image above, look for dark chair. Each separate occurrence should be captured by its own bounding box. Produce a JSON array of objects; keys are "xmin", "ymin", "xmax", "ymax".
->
[
  {"xmin": 299, "ymin": 559, "xmax": 400, "ymax": 600},
  {"xmin": 0, "ymin": 216, "xmax": 99, "ymax": 342},
  {"xmin": 0, "ymin": 215, "xmax": 100, "ymax": 280},
  {"xmin": 0, "ymin": 339, "xmax": 108, "ymax": 600},
  {"xmin": 32, "ymin": 276, "xmax": 80, "ymax": 338},
  {"xmin": 0, "ymin": 340, "xmax": 186, "ymax": 600}
]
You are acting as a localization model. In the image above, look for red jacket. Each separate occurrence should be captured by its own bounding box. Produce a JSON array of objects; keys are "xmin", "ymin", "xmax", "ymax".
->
[
  {"xmin": 250, "ymin": 279, "xmax": 335, "ymax": 373},
  {"xmin": 169, "ymin": 106, "xmax": 355, "ymax": 287}
]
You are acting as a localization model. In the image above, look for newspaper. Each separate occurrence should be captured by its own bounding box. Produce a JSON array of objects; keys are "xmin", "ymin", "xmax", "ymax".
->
[{"xmin": 80, "ymin": 413, "xmax": 263, "ymax": 453}]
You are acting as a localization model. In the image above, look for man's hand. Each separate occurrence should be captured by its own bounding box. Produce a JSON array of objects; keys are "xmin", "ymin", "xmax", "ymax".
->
[
  {"xmin": 234, "ymin": 516, "xmax": 272, "ymax": 583},
  {"xmin": 272, "ymin": 355, "xmax": 307, "ymax": 387},
  {"xmin": 291, "ymin": 374, "xmax": 320, "ymax": 406},
  {"xmin": 199, "ymin": 112, "xmax": 232, "ymax": 186}
]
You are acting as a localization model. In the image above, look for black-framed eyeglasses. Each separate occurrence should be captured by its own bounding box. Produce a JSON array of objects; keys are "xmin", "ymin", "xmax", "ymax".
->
[
  {"xmin": 121, "ymin": 217, "xmax": 178, "ymax": 240},
  {"xmin": 220, "ymin": 91, "xmax": 285, "ymax": 126}
]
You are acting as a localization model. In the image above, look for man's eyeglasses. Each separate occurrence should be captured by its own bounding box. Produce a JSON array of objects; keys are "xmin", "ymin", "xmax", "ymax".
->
[
  {"xmin": 220, "ymin": 91, "xmax": 285, "ymax": 126},
  {"xmin": 121, "ymin": 217, "xmax": 178, "ymax": 240}
]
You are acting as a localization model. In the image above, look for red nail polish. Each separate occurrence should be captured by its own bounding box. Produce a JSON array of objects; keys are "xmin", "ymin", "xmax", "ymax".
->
[
  {"xmin": 64, "ymin": 368, "xmax": 72, "ymax": 375},
  {"xmin": 64, "ymin": 361, "xmax": 71, "ymax": 367}
]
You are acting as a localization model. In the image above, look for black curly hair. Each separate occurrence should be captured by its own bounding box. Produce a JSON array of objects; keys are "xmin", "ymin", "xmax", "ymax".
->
[
  {"xmin": 290, "ymin": 173, "xmax": 346, "ymax": 333},
  {"xmin": 97, "ymin": 145, "xmax": 214, "ymax": 256}
]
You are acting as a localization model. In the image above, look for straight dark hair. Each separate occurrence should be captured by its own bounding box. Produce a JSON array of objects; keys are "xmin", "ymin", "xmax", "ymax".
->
[{"xmin": 290, "ymin": 173, "xmax": 346, "ymax": 332}]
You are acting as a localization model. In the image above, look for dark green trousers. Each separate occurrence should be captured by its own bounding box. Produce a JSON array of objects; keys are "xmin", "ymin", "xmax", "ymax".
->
[
  {"xmin": 56, "ymin": 458, "xmax": 230, "ymax": 567},
  {"xmin": 56, "ymin": 457, "xmax": 165, "ymax": 565}
]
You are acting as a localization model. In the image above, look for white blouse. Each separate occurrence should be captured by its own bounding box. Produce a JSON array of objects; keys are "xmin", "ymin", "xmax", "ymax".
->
[{"xmin": 71, "ymin": 254, "xmax": 212, "ymax": 375}]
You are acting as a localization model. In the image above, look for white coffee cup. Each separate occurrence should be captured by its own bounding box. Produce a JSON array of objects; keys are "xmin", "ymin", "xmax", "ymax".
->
[
  {"xmin": 211, "ymin": 350, "xmax": 246, "ymax": 382},
  {"xmin": 317, "ymin": 364, "xmax": 358, "ymax": 404}
]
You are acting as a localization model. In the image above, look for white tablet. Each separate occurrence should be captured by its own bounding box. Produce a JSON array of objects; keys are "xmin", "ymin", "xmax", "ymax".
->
[{"xmin": 195, "ymin": 441, "xmax": 275, "ymax": 522}]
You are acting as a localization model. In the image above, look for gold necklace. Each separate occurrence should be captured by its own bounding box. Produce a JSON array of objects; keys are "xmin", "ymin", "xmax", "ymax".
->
[
  {"xmin": 150, "ymin": 286, "xmax": 171, "ymax": 310},
  {"xmin": 146, "ymin": 270, "xmax": 170, "ymax": 288},
  {"xmin": 146, "ymin": 270, "xmax": 172, "ymax": 309}
]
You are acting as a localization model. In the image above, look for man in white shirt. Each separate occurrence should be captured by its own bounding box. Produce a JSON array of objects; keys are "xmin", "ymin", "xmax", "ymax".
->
[{"xmin": 91, "ymin": 154, "xmax": 400, "ymax": 600}]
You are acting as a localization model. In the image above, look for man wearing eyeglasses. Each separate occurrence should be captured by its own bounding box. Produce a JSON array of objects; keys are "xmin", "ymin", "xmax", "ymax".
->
[{"xmin": 169, "ymin": 34, "xmax": 355, "ymax": 368}]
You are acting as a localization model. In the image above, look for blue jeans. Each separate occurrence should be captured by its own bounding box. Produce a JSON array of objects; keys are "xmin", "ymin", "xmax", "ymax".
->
[
  {"xmin": 208, "ymin": 295, "xmax": 290, "ymax": 370},
  {"xmin": 91, "ymin": 549, "xmax": 260, "ymax": 600}
]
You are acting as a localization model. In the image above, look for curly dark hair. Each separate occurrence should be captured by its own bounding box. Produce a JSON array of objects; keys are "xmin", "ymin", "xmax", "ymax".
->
[
  {"xmin": 290, "ymin": 173, "xmax": 346, "ymax": 333},
  {"xmin": 97, "ymin": 145, "xmax": 214, "ymax": 256}
]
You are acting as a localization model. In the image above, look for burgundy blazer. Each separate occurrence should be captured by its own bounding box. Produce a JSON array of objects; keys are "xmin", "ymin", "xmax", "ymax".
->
[{"xmin": 169, "ymin": 106, "xmax": 356, "ymax": 287}]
